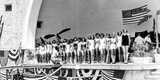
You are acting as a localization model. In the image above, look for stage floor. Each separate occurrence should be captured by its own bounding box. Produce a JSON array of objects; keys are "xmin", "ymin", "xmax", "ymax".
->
[{"xmin": 62, "ymin": 63, "xmax": 160, "ymax": 70}]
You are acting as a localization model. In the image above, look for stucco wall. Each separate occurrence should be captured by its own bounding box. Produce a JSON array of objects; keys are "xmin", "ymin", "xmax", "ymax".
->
[
  {"xmin": 0, "ymin": 0, "xmax": 30, "ymax": 50},
  {"xmin": 0, "ymin": 0, "xmax": 41, "ymax": 49}
]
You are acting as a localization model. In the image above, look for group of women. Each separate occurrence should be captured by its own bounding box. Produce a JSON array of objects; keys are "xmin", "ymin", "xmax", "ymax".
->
[{"xmin": 36, "ymin": 29, "xmax": 130, "ymax": 64}]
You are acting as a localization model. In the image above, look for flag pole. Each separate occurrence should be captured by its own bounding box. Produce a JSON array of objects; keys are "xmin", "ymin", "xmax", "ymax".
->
[{"xmin": 156, "ymin": 10, "xmax": 160, "ymax": 49}]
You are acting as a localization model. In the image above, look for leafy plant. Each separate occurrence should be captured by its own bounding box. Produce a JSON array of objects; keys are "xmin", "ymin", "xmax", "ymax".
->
[{"xmin": 130, "ymin": 43, "xmax": 153, "ymax": 57}]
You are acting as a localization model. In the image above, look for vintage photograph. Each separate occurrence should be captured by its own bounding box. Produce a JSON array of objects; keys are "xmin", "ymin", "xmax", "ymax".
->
[{"xmin": 0, "ymin": 0, "xmax": 159, "ymax": 80}]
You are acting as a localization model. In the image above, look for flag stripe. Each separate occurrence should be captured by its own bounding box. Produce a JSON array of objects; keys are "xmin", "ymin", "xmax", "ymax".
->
[
  {"xmin": 132, "ymin": 9, "xmax": 150, "ymax": 16},
  {"xmin": 131, "ymin": 6, "xmax": 148, "ymax": 15},
  {"xmin": 123, "ymin": 17, "xmax": 142, "ymax": 23},
  {"xmin": 123, "ymin": 20, "xmax": 140, "ymax": 25},
  {"xmin": 123, "ymin": 15, "xmax": 152, "ymax": 25},
  {"xmin": 122, "ymin": 4, "xmax": 151, "ymax": 25},
  {"xmin": 122, "ymin": 5, "xmax": 148, "ymax": 18},
  {"xmin": 123, "ymin": 11, "xmax": 150, "ymax": 20}
]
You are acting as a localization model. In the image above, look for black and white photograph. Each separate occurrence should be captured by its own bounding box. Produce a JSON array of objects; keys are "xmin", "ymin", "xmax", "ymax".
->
[{"xmin": 0, "ymin": 0, "xmax": 159, "ymax": 80}]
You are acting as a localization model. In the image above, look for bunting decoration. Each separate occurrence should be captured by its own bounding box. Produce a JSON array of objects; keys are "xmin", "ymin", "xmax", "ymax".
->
[
  {"xmin": 8, "ymin": 43, "xmax": 24, "ymax": 65},
  {"xmin": 100, "ymin": 70, "xmax": 125, "ymax": 80},
  {"xmin": 122, "ymin": 4, "xmax": 152, "ymax": 25}
]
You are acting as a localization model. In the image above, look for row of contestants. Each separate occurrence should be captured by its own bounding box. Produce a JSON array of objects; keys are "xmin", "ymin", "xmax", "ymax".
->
[{"xmin": 36, "ymin": 29, "xmax": 130, "ymax": 64}]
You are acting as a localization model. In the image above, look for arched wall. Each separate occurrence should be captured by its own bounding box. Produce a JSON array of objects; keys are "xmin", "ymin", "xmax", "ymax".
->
[
  {"xmin": 21, "ymin": 0, "xmax": 42, "ymax": 49},
  {"xmin": 0, "ymin": 0, "xmax": 42, "ymax": 50}
]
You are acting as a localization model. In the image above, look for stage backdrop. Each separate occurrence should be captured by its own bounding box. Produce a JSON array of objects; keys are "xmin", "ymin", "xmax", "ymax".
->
[
  {"xmin": 0, "ymin": 0, "xmax": 160, "ymax": 49},
  {"xmin": 37, "ymin": 0, "xmax": 160, "ymax": 41}
]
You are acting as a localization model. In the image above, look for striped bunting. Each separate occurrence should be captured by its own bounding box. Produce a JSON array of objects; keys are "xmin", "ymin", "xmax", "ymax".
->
[
  {"xmin": 100, "ymin": 70, "xmax": 125, "ymax": 80},
  {"xmin": 122, "ymin": 4, "xmax": 152, "ymax": 25},
  {"xmin": 8, "ymin": 49, "xmax": 20, "ymax": 61}
]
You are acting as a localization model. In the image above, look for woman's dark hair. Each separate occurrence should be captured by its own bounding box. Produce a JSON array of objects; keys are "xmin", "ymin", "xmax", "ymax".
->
[{"xmin": 95, "ymin": 33, "xmax": 100, "ymax": 38}]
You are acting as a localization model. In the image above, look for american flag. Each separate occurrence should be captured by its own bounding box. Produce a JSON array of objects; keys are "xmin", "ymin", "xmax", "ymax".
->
[{"xmin": 122, "ymin": 4, "xmax": 152, "ymax": 25}]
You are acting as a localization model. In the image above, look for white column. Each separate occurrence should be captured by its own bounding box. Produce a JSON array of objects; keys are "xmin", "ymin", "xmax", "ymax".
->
[{"xmin": 22, "ymin": 0, "xmax": 42, "ymax": 50}]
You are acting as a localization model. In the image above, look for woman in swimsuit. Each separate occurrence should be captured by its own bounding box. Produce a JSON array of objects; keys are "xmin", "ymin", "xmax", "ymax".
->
[
  {"xmin": 122, "ymin": 29, "xmax": 130, "ymax": 63},
  {"xmin": 95, "ymin": 33, "xmax": 101, "ymax": 63},
  {"xmin": 110, "ymin": 33, "xmax": 117, "ymax": 64}
]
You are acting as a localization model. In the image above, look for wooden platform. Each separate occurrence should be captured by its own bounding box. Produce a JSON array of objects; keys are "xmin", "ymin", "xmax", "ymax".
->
[{"xmin": 62, "ymin": 63, "xmax": 160, "ymax": 70}]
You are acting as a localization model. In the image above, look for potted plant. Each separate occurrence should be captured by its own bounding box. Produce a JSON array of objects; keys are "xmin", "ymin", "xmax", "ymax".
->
[{"xmin": 129, "ymin": 43, "xmax": 154, "ymax": 64}]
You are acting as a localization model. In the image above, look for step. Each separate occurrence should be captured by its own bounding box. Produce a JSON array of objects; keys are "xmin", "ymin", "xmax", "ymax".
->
[
  {"xmin": 151, "ymin": 71, "xmax": 160, "ymax": 75},
  {"xmin": 150, "ymin": 70, "xmax": 160, "ymax": 75},
  {"xmin": 145, "ymin": 79, "xmax": 159, "ymax": 80},
  {"xmin": 145, "ymin": 75, "xmax": 160, "ymax": 80}
]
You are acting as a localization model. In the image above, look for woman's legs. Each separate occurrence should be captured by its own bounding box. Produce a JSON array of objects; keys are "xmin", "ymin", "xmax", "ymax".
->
[
  {"xmin": 111, "ymin": 49, "xmax": 116, "ymax": 64},
  {"xmin": 100, "ymin": 49, "xmax": 104, "ymax": 63},
  {"xmin": 122, "ymin": 46, "xmax": 129, "ymax": 63},
  {"xmin": 72, "ymin": 51, "xmax": 75, "ymax": 64},
  {"xmin": 106, "ymin": 49, "xmax": 110, "ymax": 64},
  {"xmin": 91, "ymin": 49, "xmax": 94, "ymax": 64},
  {"xmin": 95, "ymin": 48, "xmax": 98, "ymax": 63},
  {"xmin": 76, "ymin": 51, "xmax": 79, "ymax": 64},
  {"xmin": 113, "ymin": 49, "xmax": 116, "ymax": 63},
  {"xmin": 119, "ymin": 47, "xmax": 124, "ymax": 62},
  {"xmin": 116, "ymin": 47, "xmax": 122, "ymax": 63},
  {"xmin": 124, "ymin": 46, "xmax": 129, "ymax": 63},
  {"xmin": 87, "ymin": 50, "xmax": 91, "ymax": 64},
  {"xmin": 103, "ymin": 48, "xmax": 107, "ymax": 63},
  {"xmin": 93, "ymin": 49, "xmax": 97, "ymax": 63},
  {"xmin": 67, "ymin": 52, "xmax": 70, "ymax": 64},
  {"xmin": 84, "ymin": 50, "xmax": 87, "ymax": 63},
  {"xmin": 85, "ymin": 50, "xmax": 89, "ymax": 63},
  {"xmin": 97, "ymin": 48, "xmax": 101, "ymax": 63},
  {"xmin": 104, "ymin": 49, "xmax": 107, "ymax": 63},
  {"xmin": 122, "ymin": 46, "xmax": 126, "ymax": 63},
  {"xmin": 115, "ymin": 47, "xmax": 119, "ymax": 63},
  {"xmin": 88, "ymin": 50, "xmax": 91, "ymax": 64}
]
